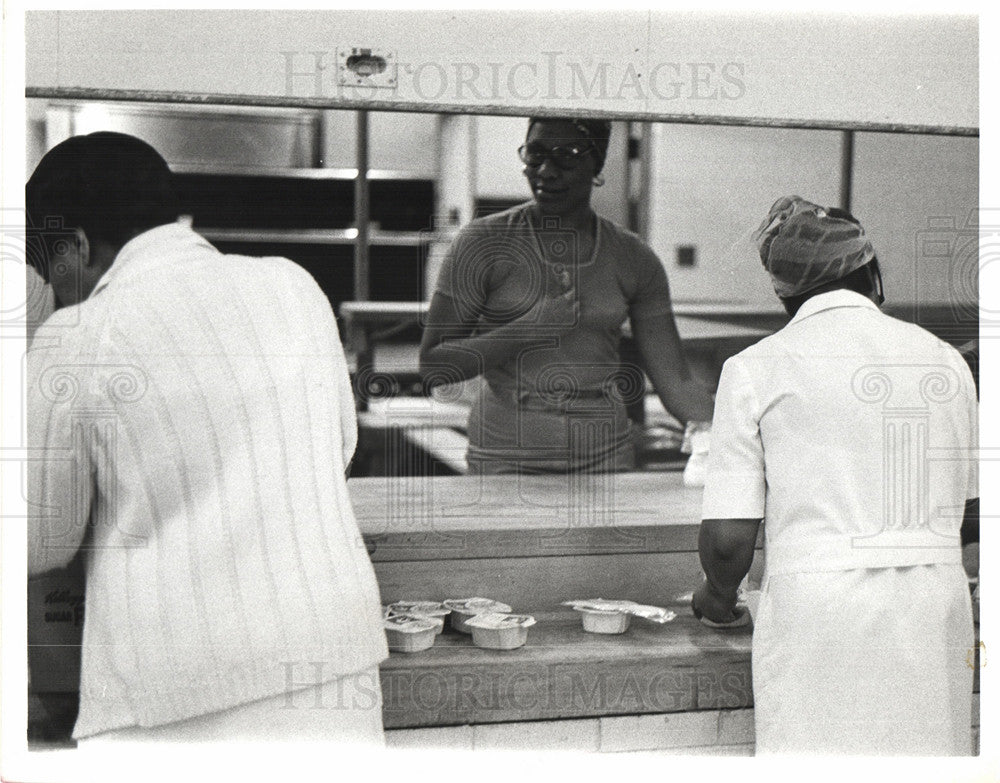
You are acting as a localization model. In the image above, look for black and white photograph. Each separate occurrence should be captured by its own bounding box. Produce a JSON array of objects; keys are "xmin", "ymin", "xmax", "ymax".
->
[{"xmin": 1, "ymin": 3, "xmax": 993, "ymax": 782}]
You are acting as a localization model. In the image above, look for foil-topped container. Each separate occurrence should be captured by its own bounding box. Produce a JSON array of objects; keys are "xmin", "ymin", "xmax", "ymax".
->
[
  {"xmin": 562, "ymin": 599, "xmax": 677, "ymax": 634},
  {"xmin": 384, "ymin": 601, "xmax": 451, "ymax": 635},
  {"xmin": 465, "ymin": 612, "xmax": 536, "ymax": 650},
  {"xmin": 384, "ymin": 615, "xmax": 439, "ymax": 653},
  {"xmin": 442, "ymin": 597, "xmax": 513, "ymax": 634}
]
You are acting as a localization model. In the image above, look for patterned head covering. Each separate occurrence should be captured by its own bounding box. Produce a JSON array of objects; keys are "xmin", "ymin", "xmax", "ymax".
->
[
  {"xmin": 527, "ymin": 117, "xmax": 612, "ymax": 173},
  {"xmin": 753, "ymin": 195, "xmax": 876, "ymax": 298}
]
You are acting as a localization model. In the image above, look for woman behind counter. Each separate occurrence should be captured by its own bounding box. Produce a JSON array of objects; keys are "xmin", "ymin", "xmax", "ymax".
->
[{"xmin": 419, "ymin": 117, "xmax": 714, "ymax": 475}]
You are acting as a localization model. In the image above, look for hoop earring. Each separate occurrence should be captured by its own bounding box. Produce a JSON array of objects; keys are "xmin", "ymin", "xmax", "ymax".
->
[
  {"xmin": 592, "ymin": 174, "xmax": 605, "ymax": 187},
  {"xmin": 871, "ymin": 261, "xmax": 885, "ymax": 306}
]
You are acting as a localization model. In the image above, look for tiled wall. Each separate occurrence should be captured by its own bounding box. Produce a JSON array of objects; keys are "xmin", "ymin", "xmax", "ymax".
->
[
  {"xmin": 386, "ymin": 708, "xmax": 755, "ymax": 754},
  {"xmin": 388, "ymin": 700, "xmax": 981, "ymax": 755}
]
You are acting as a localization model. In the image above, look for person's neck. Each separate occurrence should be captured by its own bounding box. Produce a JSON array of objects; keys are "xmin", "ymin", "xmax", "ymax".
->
[
  {"xmin": 780, "ymin": 286, "xmax": 881, "ymax": 317},
  {"xmin": 532, "ymin": 204, "xmax": 595, "ymax": 233}
]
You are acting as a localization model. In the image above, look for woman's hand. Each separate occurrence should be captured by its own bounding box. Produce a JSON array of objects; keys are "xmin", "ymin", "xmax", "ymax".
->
[
  {"xmin": 691, "ymin": 581, "xmax": 741, "ymax": 625},
  {"xmin": 419, "ymin": 288, "xmax": 578, "ymax": 386},
  {"xmin": 523, "ymin": 288, "xmax": 578, "ymax": 334}
]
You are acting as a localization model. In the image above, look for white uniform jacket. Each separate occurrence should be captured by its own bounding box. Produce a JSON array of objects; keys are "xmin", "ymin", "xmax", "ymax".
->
[
  {"xmin": 28, "ymin": 223, "xmax": 389, "ymax": 738},
  {"xmin": 703, "ymin": 290, "xmax": 977, "ymax": 755}
]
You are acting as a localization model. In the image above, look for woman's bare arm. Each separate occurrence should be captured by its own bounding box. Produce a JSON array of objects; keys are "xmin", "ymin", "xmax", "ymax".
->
[
  {"xmin": 631, "ymin": 308, "xmax": 715, "ymax": 424},
  {"xmin": 419, "ymin": 289, "xmax": 578, "ymax": 385}
]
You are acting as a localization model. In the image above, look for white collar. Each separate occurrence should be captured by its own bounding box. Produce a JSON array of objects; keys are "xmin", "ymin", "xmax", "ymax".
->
[
  {"xmin": 89, "ymin": 222, "xmax": 214, "ymax": 299},
  {"xmin": 787, "ymin": 289, "xmax": 880, "ymax": 327}
]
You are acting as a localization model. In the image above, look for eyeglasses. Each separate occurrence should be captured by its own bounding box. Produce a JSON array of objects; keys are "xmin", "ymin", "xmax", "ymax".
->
[{"xmin": 518, "ymin": 142, "xmax": 595, "ymax": 171}]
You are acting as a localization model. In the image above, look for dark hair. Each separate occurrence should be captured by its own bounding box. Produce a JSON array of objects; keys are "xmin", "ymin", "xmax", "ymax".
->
[
  {"xmin": 779, "ymin": 258, "xmax": 883, "ymax": 317},
  {"xmin": 26, "ymin": 132, "xmax": 179, "ymax": 269},
  {"xmin": 526, "ymin": 116, "xmax": 612, "ymax": 172}
]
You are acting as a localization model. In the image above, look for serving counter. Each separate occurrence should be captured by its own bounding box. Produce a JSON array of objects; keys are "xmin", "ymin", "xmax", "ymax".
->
[
  {"xmin": 352, "ymin": 473, "xmax": 762, "ymax": 751},
  {"xmin": 27, "ymin": 473, "xmax": 979, "ymax": 754},
  {"xmin": 353, "ymin": 473, "xmax": 979, "ymax": 753}
]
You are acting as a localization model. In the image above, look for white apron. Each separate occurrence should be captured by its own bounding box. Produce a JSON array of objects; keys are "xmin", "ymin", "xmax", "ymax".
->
[
  {"xmin": 752, "ymin": 563, "xmax": 974, "ymax": 755},
  {"xmin": 700, "ymin": 291, "xmax": 980, "ymax": 755}
]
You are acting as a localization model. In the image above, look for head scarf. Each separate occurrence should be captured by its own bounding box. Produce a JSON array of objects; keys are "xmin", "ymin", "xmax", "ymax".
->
[
  {"xmin": 753, "ymin": 195, "xmax": 876, "ymax": 298},
  {"xmin": 527, "ymin": 117, "xmax": 612, "ymax": 173}
]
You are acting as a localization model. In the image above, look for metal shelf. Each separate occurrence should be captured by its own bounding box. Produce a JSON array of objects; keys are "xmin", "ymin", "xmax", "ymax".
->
[
  {"xmin": 171, "ymin": 163, "xmax": 434, "ymax": 181},
  {"xmin": 198, "ymin": 227, "xmax": 434, "ymax": 246}
]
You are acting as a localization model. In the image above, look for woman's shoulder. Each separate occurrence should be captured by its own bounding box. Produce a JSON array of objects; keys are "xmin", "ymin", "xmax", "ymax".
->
[
  {"xmin": 598, "ymin": 217, "xmax": 661, "ymax": 265},
  {"xmin": 460, "ymin": 202, "xmax": 534, "ymax": 234}
]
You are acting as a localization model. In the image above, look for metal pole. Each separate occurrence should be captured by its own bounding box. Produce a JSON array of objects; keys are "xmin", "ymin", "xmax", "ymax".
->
[
  {"xmin": 354, "ymin": 110, "xmax": 371, "ymax": 300},
  {"xmin": 839, "ymin": 130, "xmax": 855, "ymax": 213}
]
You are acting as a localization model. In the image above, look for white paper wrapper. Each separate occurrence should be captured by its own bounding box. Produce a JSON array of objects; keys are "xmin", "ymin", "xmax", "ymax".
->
[
  {"xmin": 628, "ymin": 605, "xmax": 678, "ymax": 624},
  {"xmin": 681, "ymin": 420, "xmax": 712, "ymax": 454},
  {"xmin": 562, "ymin": 599, "xmax": 676, "ymax": 624}
]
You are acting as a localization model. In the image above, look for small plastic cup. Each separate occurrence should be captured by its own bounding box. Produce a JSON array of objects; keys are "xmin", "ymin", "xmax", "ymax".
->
[
  {"xmin": 465, "ymin": 613, "xmax": 536, "ymax": 650},
  {"xmin": 384, "ymin": 616, "xmax": 438, "ymax": 653},
  {"xmin": 577, "ymin": 608, "xmax": 631, "ymax": 634}
]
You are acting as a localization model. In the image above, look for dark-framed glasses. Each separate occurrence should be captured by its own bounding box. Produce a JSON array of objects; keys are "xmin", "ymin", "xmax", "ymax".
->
[{"xmin": 518, "ymin": 142, "xmax": 595, "ymax": 171}]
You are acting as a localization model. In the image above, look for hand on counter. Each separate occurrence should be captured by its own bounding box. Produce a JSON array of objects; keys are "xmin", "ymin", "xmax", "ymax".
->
[{"xmin": 691, "ymin": 581, "xmax": 749, "ymax": 628}]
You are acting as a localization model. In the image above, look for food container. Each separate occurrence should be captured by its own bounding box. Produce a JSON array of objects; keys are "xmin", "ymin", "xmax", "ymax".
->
[
  {"xmin": 442, "ymin": 598, "xmax": 513, "ymax": 634},
  {"xmin": 385, "ymin": 601, "xmax": 451, "ymax": 635},
  {"xmin": 384, "ymin": 615, "xmax": 438, "ymax": 653},
  {"xmin": 387, "ymin": 600, "xmax": 449, "ymax": 616},
  {"xmin": 577, "ymin": 608, "xmax": 631, "ymax": 634},
  {"xmin": 465, "ymin": 613, "xmax": 536, "ymax": 650},
  {"xmin": 562, "ymin": 599, "xmax": 676, "ymax": 633},
  {"xmin": 385, "ymin": 609, "xmax": 445, "ymax": 635}
]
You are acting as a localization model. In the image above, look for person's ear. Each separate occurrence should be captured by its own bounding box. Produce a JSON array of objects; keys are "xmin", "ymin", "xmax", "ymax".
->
[{"xmin": 73, "ymin": 228, "xmax": 91, "ymax": 267}]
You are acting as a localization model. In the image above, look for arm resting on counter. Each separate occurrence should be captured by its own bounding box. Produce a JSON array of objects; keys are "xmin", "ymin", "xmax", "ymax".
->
[{"xmin": 693, "ymin": 517, "xmax": 762, "ymax": 623}]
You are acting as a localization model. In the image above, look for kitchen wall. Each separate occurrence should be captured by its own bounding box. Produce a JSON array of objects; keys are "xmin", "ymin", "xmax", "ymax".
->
[
  {"xmin": 26, "ymin": 100, "xmax": 978, "ymax": 317},
  {"xmin": 645, "ymin": 124, "xmax": 978, "ymax": 311}
]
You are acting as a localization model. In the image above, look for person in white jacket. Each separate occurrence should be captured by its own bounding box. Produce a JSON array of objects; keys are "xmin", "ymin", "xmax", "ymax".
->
[
  {"xmin": 692, "ymin": 196, "xmax": 977, "ymax": 755},
  {"xmin": 26, "ymin": 132, "xmax": 388, "ymax": 746}
]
